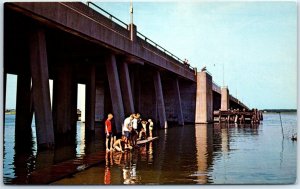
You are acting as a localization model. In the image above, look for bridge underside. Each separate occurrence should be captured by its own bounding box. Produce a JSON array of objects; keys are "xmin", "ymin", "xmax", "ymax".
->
[
  {"xmin": 4, "ymin": 3, "xmax": 248, "ymax": 150},
  {"xmin": 4, "ymin": 7, "xmax": 197, "ymax": 148},
  {"xmin": 213, "ymin": 91, "xmax": 246, "ymax": 111}
]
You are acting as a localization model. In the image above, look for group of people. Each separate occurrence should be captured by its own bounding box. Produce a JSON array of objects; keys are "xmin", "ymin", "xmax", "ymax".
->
[{"xmin": 105, "ymin": 113, "xmax": 154, "ymax": 153}]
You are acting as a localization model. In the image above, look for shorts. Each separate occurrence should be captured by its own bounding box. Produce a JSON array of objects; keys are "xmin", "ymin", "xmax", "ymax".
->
[
  {"xmin": 106, "ymin": 132, "xmax": 113, "ymax": 138},
  {"xmin": 124, "ymin": 131, "xmax": 131, "ymax": 138}
]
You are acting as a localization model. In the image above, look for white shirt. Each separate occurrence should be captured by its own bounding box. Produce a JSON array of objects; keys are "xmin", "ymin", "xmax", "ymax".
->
[
  {"xmin": 132, "ymin": 119, "xmax": 138, "ymax": 130},
  {"xmin": 123, "ymin": 117, "xmax": 132, "ymax": 132}
]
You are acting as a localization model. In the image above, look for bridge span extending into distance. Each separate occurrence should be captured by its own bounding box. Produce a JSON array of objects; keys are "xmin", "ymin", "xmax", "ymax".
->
[{"xmin": 4, "ymin": 2, "xmax": 249, "ymax": 150}]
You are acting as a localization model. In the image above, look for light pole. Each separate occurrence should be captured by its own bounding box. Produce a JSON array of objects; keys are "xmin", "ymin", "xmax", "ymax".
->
[{"xmin": 130, "ymin": 0, "xmax": 133, "ymax": 24}]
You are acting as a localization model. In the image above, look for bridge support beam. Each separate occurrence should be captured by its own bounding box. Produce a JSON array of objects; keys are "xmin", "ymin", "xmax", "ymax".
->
[
  {"xmin": 29, "ymin": 28, "xmax": 54, "ymax": 149},
  {"xmin": 119, "ymin": 61, "xmax": 135, "ymax": 116},
  {"xmin": 85, "ymin": 64, "xmax": 96, "ymax": 133},
  {"xmin": 195, "ymin": 71, "xmax": 213, "ymax": 123},
  {"xmin": 153, "ymin": 71, "xmax": 167, "ymax": 128},
  {"xmin": 15, "ymin": 73, "xmax": 33, "ymax": 149},
  {"xmin": 173, "ymin": 78, "xmax": 184, "ymax": 125},
  {"xmin": 95, "ymin": 81, "xmax": 105, "ymax": 122},
  {"xmin": 106, "ymin": 54, "xmax": 125, "ymax": 133},
  {"xmin": 130, "ymin": 66, "xmax": 141, "ymax": 112},
  {"xmin": 53, "ymin": 63, "xmax": 72, "ymax": 135},
  {"xmin": 221, "ymin": 87, "xmax": 229, "ymax": 110},
  {"xmin": 71, "ymin": 79, "xmax": 78, "ymax": 133}
]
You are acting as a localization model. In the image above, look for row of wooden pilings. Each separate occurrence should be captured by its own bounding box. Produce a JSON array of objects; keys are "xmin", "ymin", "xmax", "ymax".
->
[{"xmin": 213, "ymin": 109, "xmax": 263, "ymax": 124}]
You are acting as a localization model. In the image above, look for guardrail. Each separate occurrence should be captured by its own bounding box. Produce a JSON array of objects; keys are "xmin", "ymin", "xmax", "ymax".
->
[
  {"xmin": 86, "ymin": 1, "xmax": 197, "ymax": 73},
  {"xmin": 87, "ymin": 2, "xmax": 128, "ymax": 30}
]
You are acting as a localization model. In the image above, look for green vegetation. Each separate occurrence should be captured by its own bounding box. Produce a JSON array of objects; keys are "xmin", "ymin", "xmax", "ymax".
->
[{"xmin": 5, "ymin": 109, "xmax": 16, "ymax": 114}]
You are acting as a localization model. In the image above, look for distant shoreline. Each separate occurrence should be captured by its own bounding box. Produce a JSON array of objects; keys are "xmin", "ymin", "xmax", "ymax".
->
[
  {"xmin": 262, "ymin": 109, "xmax": 297, "ymax": 113},
  {"xmin": 5, "ymin": 109, "xmax": 296, "ymax": 115}
]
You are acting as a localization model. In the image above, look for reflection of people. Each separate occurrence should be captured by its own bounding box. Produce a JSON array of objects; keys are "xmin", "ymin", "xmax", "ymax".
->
[
  {"xmin": 148, "ymin": 142, "xmax": 153, "ymax": 164},
  {"xmin": 123, "ymin": 167, "xmax": 131, "ymax": 184},
  {"xmin": 104, "ymin": 166, "xmax": 111, "ymax": 185},
  {"xmin": 113, "ymin": 151, "xmax": 123, "ymax": 165},
  {"xmin": 140, "ymin": 145, "xmax": 147, "ymax": 162},
  {"xmin": 105, "ymin": 113, "xmax": 114, "ymax": 152},
  {"xmin": 105, "ymin": 150, "xmax": 113, "ymax": 166}
]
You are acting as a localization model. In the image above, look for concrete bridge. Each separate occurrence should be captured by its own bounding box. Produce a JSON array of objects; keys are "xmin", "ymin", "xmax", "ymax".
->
[{"xmin": 4, "ymin": 2, "xmax": 249, "ymax": 149}]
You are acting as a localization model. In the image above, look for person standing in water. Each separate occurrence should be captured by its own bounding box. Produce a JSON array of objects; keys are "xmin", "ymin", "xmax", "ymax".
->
[
  {"xmin": 123, "ymin": 114, "xmax": 134, "ymax": 149},
  {"xmin": 105, "ymin": 113, "xmax": 114, "ymax": 152},
  {"xmin": 148, "ymin": 119, "xmax": 154, "ymax": 138}
]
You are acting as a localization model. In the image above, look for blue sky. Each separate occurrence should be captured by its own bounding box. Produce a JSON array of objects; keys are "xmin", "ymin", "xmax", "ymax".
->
[
  {"xmin": 95, "ymin": 1, "xmax": 297, "ymax": 109},
  {"xmin": 5, "ymin": 1, "xmax": 297, "ymax": 109}
]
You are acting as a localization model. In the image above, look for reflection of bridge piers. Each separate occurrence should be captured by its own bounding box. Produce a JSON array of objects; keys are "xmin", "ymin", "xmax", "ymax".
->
[
  {"xmin": 195, "ymin": 124, "xmax": 213, "ymax": 184},
  {"xmin": 4, "ymin": 2, "xmax": 248, "ymax": 150}
]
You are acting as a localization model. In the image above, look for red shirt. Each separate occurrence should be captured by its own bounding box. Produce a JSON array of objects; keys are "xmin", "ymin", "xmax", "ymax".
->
[
  {"xmin": 105, "ymin": 119, "xmax": 112, "ymax": 133},
  {"xmin": 104, "ymin": 167, "xmax": 111, "ymax": 184}
]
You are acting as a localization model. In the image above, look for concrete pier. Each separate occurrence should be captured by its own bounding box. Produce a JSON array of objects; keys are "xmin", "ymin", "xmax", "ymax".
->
[
  {"xmin": 15, "ymin": 73, "xmax": 33, "ymax": 147},
  {"xmin": 105, "ymin": 54, "xmax": 125, "ymax": 133},
  {"xmin": 221, "ymin": 87, "xmax": 229, "ymax": 111},
  {"xmin": 173, "ymin": 78, "xmax": 184, "ymax": 125},
  {"xmin": 70, "ymin": 79, "xmax": 78, "ymax": 132},
  {"xmin": 29, "ymin": 28, "xmax": 54, "ymax": 149},
  {"xmin": 119, "ymin": 61, "xmax": 135, "ymax": 116},
  {"xmin": 153, "ymin": 71, "xmax": 167, "ymax": 128},
  {"xmin": 95, "ymin": 82, "xmax": 105, "ymax": 122},
  {"xmin": 4, "ymin": 2, "xmax": 250, "ymax": 152},
  {"xmin": 85, "ymin": 64, "xmax": 96, "ymax": 133},
  {"xmin": 53, "ymin": 63, "xmax": 72, "ymax": 135},
  {"xmin": 130, "ymin": 66, "xmax": 141, "ymax": 113},
  {"xmin": 195, "ymin": 71, "xmax": 213, "ymax": 123}
]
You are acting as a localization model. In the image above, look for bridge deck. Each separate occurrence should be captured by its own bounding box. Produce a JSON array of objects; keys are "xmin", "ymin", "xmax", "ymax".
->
[{"xmin": 6, "ymin": 2, "xmax": 196, "ymax": 82}]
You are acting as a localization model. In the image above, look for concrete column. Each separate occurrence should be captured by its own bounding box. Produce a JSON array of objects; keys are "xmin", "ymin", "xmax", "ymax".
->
[
  {"xmin": 173, "ymin": 78, "xmax": 184, "ymax": 125},
  {"xmin": 153, "ymin": 71, "xmax": 167, "ymax": 128},
  {"xmin": 195, "ymin": 71, "xmax": 213, "ymax": 123},
  {"xmin": 3, "ymin": 73, "xmax": 6, "ymax": 134},
  {"xmin": 70, "ymin": 79, "xmax": 78, "ymax": 134},
  {"xmin": 85, "ymin": 64, "xmax": 96, "ymax": 132},
  {"xmin": 15, "ymin": 73, "xmax": 33, "ymax": 147},
  {"xmin": 129, "ymin": 24, "xmax": 137, "ymax": 41},
  {"xmin": 130, "ymin": 66, "xmax": 141, "ymax": 112},
  {"xmin": 95, "ymin": 81, "xmax": 105, "ymax": 122},
  {"xmin": 52, "ymin": 63, "xmax": 72, "ymax": 135},
  {"xmin": 105, "ymin": 54, "xmax": 125, "ymax": 133},
  {"xmin": 221, "ymin": 87, "xmax": 229, "ymax": 110},
  {"xmin": 119, "ymin": 61, "xmax": 135, "ymax": 116},
  {"xmin": 29, "ymin": 28, "xmax": 54, "ymax": 149}
]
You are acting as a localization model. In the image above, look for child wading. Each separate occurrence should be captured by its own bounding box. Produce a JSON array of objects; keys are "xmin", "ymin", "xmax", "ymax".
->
[
  {"xmin": 105, "ymin": 113, "xmax": 114, "ymax": 151},
  {"xmin": 148, "ymin": 119, "xmax": 154, "ymax": 138},
  {"xmin": 113, "ymin": 136, "xmax": 126, "ymax": 153}
]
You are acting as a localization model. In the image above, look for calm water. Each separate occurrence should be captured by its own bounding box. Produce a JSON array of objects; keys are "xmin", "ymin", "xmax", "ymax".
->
[{"xmin": 3, "ymin": 113, "xmax": 297, "ymax": 184}]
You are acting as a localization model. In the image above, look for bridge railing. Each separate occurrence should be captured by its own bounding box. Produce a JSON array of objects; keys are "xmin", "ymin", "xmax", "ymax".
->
[
  {"xmin": 85, "ymin": 2, "xmax": 197, "ymax": 74},
  {"xmin": 229, "ymin": 95, "xmax": 249, "ymax": 110},
  {"xmin": 87, "ymin": 2, "xmax": 129, "ymax": 30},
  {"xmin": 66, "ymin": 2, "xmax": 130, "ymax": 38},
  {"xmin": 136, "ymin": 31, "xmax": 196, "ymax": 73}
]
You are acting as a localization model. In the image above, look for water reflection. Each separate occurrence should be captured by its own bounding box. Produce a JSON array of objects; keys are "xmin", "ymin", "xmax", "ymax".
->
[
  {"xmin": 194, "ymin": 124, "xmax": 213, "ymax": 184},
  {"xmin": 4, "ymin": 113, "xmax": 297, "ymax": 184},
  {"xmin": 76, "ymin": 122, "xmax": 86, "ymax": 156}
]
